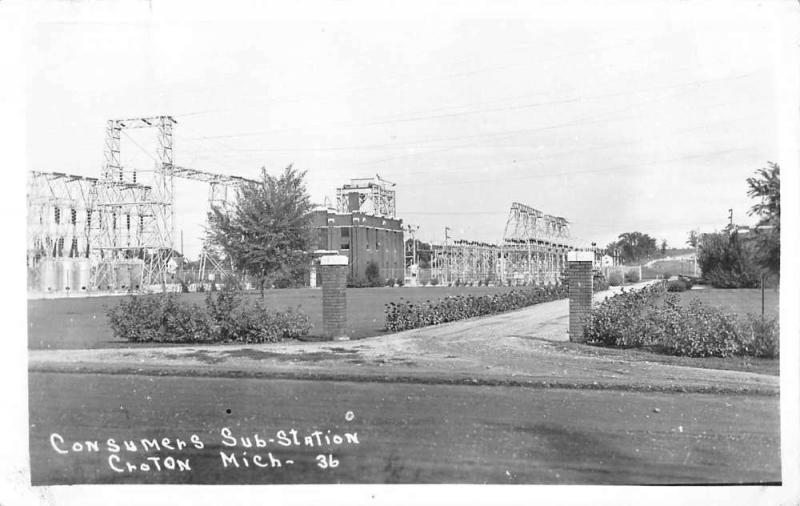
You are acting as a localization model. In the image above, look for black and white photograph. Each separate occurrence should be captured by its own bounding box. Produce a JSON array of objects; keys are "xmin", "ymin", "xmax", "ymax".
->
[{"xmin": 2, "ymin": 0, "xmax": 799, "ymax": 504}]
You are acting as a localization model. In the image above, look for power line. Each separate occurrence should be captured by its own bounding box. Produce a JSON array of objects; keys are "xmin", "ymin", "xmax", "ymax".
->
[
  {"xmin": 397, "ymin": 145, "xmax": 759, "ymax": 188},
  {"xmin": 173, "ymin": 35, "xmax": 665, "ymax": 121},
  {"xmin": 182, "ymin": 70, "xmax": 761, "ymax": 147}
]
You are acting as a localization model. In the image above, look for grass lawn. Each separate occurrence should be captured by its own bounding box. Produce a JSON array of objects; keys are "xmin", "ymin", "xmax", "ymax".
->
[
  {"xmin": 28, "ymin": 286, "xmax": 521, "ymax": 350},
  {"xmin": 672, "ymin": 286, "xmax": 779, "ymax": 316},
  {"xmin": 641, "ymin": 259, "xmax": 696, "ymax": 279}
]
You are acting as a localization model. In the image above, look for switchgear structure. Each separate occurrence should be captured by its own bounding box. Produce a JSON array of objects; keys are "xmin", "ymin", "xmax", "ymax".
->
[
  {"xmin": 27, "ymin": 115, "xmax": 257, "ymax": 295},
  {"xmin": 429, "ymin": 202, "xmax": 587, "ymax": 286}
]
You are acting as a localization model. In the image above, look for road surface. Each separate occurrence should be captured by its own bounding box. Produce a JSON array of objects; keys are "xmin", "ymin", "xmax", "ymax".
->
[{"xmin": 28, "ymin": 372, "xmax": 780, "ymax": 485}]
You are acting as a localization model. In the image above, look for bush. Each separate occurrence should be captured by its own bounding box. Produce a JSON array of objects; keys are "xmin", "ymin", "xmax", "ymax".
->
[
  {"xmin": 698, "ymin": 231, "xmax": 760, "ymax": 288},
  {"xmin": 593, "ymin": 272, "xmax": 609, "ymax": 292},
  {"xmin": 607, "ymin": 272, "xmax": 623, "ymax": 286},
  {"xmin": 583, "ymin": 283, "xmax": 778, "ymax": 358},
  {"xmin": 347, "ymin": 273, "xmax": 369, "ymax": 288},
  {"xmin": 107, "ymin": 291, "xmax": 311, "ymax": 343},
  {"xmin": 365, "ymin": 261, "xmax": 382, "ymax": 287},
  {"xmin": 661, "ymin": 271, "xmax": 672, "ymax": 280},
  {"xmin": 385, "ymin": 284, "xmax": 568, "ymax": 332},
  {"xmin": 430, "ymin": 278, "xmax": 440, "ymax": 286},
  {"xmin": 738, "ymin": 314, "xmax": 779, "ymax": 358},
  {"xmin": 107, "ymin": 293, "xmax": 211, "ymax": 343},
  {"xmin": 624, "ymin": 270, "xmax": 640, "ymax": 283},
  {"xmin": 666, "ymin": 279, "xmax": 688, "ymax": 292}
]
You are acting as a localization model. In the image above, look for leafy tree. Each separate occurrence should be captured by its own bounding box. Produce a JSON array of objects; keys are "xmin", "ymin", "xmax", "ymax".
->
[
  {"xmin": 405, "ymin": 238, "xmax": 432, "ymax": 268},
  {"xmin": 206, "ymin": 165, "xmax": 313, "ymax": 297},
  {"xmin": 660, "ymin": 239, "xmax": 668, "ymax": 256},
  {"xmin": 697, "ymin": 231, "xmax": 760, "ymax": 288},
  {"xmin": 687, "ymin": 230, "xmax": 699, "ymax": 248},
  {"xmin": 609, "ymin": 232, "xmax": 658, "ymax": 263},
  {"xmin": 747, "ymin": 162, "xmax": 780, "ymax": 276}
]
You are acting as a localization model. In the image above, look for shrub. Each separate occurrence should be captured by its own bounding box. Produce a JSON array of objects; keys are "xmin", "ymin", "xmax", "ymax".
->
[
  {"xmin": 738, "ymin": 314, "xmax": 779, "ymax": 358},
  {"xmin": 107, "ymin": 291, "xmax": 311, "ymax": 343},
  {"xmin": 593, "ymin": 272, "xmax": 609, "ymax": 292},
  {"xmin": 607, "ymin": 272, "xmax": 623, "ymax": 286},
  {"xmin": 661, "ymin": 271, "xmax": 672, "ymax": 280},
  {"xmin": 666, "ymin": 279, "xmax": 688, "ymax": 292},
  {"xmin": 698, "ymin": 231, "xmax": 761, "ymax": 288},
  {"xmin": 624, "ymin": 270, "xmax": 640, "ymax": 283},
  {"xmin": 347, "ymin": 273, "xmax": 369, "ymax": 288},
  {"xmin": 430, "ymin": 278, "xmax": 440, "ymax": 286},
  {"xmin": 273, "ymin": 277, "xmax": 293, "ymax": 289},
  {"xmin": 223, "ymin": 301, "xmax": 312, "ymax": 343},
  {"xmin": 365, "ymin": 261, "xmax": 381, "ymax": 287},
  {"xmin": 385, "ymin": 284, "xmax": 568, "ymax": 332},
  {"xmin": 583, "ymin": 283, "xmax": 777, "ymax": 358},
  {"xmin": 107, "ymin": 293, "xmax": 210, "ymax": 343}
]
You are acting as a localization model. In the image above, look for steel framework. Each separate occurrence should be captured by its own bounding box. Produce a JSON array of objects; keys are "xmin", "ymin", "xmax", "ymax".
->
[
  {"xmin": 169, "ymin": 165, "xmax": 258, "ymax": 282},
  {"xmin": 27, "ymin": 115, "xmax": 260, "ymax": 294},
  {"xmin": 428, "ymin": 202, "xmax": 585, "ymax": 286},
  {"xmin": 336, "ymin": 174, "xmax": 396, "ymax": 217}
]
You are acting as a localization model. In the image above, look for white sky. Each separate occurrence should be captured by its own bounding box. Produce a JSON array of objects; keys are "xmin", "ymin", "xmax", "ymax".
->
[{"xmin": 24, "ymin": 0, "xmax": 795, "ymax": 259}]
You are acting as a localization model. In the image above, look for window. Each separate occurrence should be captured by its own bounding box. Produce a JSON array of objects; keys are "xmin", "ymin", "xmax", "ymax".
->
[
  {"xmin": 340, "ymin": 227, "xmax": 350, "ymax": 250},
  {"xmin": 375, "ymin": 229, "xmax": 380, "ymax": 250}
]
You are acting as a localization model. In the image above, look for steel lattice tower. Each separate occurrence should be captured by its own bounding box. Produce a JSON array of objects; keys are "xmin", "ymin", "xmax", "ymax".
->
[{"xmin": 93, "ymin": 116, "xmax": 177, "ymax": 290}]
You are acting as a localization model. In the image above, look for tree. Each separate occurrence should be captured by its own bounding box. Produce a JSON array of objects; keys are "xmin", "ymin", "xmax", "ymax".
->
[
  {"xmin": 687, "ymin": 230, "xmax": 699, "ymax": 248},
  {"xmin": 405, "ymin": 238, "xmax": 432, "ymax": 268},
  {"xmin": 660, "ymin": 239, "xmax": 668, "ymax": 256},
  {"xmin": 206, "ymin": 165, "xmax": 313, "ymax": 296},
  {"xmin": 609, "ymin": 231, "xmax": 658, "ymax": 263},
  {"xmin": 697, "ymin": 230, "xmax": 760, "ymax": 288},
  {"xmin": 746, "ymin": 162, "xmax": 780, "ymax": 277}
]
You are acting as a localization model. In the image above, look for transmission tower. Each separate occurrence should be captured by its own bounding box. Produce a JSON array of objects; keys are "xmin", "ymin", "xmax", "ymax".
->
[
  {"xmin": 168, "ymin": 165, "xmax": 258, "ymax": 283},
  {"xmin": 92, "ymin": 116, "xmax": 177, "ymax": 290}
]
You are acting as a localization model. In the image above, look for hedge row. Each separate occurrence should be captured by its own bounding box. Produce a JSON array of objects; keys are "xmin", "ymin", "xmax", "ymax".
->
[
  {"xmin": 583, "ymin": 283, "xmax": 779, "ymax": 358},
  {"xmin": 384, "ymin": 285, "xmax": 568, "ymax": 332},
  {"xmin": 107, "ymin": 291, "xmax": 312, "ymax": 343}
]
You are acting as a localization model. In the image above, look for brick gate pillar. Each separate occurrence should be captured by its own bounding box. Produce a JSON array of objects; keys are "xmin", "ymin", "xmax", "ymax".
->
[
  {"xmin": 567, "ymin": 251, "xmax": 594, "ymax": 342},
  {"xmin": 320, "ymin": 254, "xmax": 348, "ymax": 340}
]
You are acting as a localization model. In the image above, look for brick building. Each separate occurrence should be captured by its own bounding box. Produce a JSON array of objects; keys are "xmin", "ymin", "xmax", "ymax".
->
[
  {"xmin": 308, "ymin": 175, "xmax": 405, "ymax": 285},
  {"xmin": 312, "ymin": 209, "xmax": 405, "ymax": 286},
  {"xmin": 310, "ymin": 208, "xmax": 404, "ymax": 284}
]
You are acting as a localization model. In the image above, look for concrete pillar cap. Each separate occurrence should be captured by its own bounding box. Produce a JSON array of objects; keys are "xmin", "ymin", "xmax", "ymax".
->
[{"xmin": 320, "ymin": 255, "xmax": 349, "ymax": 266}]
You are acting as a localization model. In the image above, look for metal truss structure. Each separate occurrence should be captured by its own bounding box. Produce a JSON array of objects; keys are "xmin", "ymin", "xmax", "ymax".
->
[
  {"xmin": 428, "ymin": 202, "xmax": 585, "ymax": 286},
  {"xmin": 336, "ymin": 174, "xmax": 396, "ymax": 217},
  {"xmin": 92, "ymin": 116, "xmax": 177, "ymax": 290},
  {"xmin": 169, "ymin": 165, "xmax": 258, "ymax": 283},
  {"xmin": 430, "ymin": 240, "xmax": 500, "ymax": 285},
  {"xmin": 27, "ymin": 171, "xmax": 98, "ymax": 292},
  {"xmin": 27, "ymin": 115, "xmax": 259, "ymax": 294}
]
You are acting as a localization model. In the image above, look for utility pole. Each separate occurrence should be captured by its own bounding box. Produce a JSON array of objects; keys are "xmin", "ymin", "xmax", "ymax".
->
[
  {"xmin": 445, "ymin": 226, "xmax": 451, "ymax": 285},
  {"xmin": 406, "ymin": 224, "xmax": 419, "ymax": 266}
]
